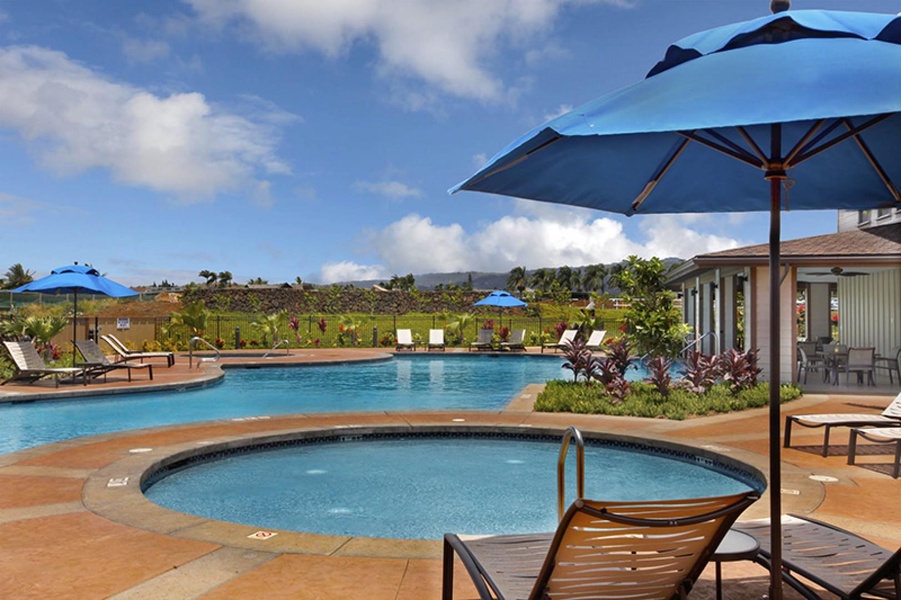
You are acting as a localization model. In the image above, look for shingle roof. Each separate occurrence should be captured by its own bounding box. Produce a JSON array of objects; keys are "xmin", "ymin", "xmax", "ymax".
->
[{"xmin": 695, "ymin": 222, "xmax": 900, "ymax": 265}]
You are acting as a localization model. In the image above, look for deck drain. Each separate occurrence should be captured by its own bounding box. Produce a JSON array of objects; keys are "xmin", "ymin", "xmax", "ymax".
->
[
  {"xmin": 107, "ymin": 477, "xmax": 129, "ymax": 488},
  {"xmin": 809, "ymin": 474, "xmax": 839, "ymax": 483},
  {"xmin": 247, "ymin": 531, "xmax": 278, "ymax": 540},
  {"xmin": 452, "ymin": 418, "xmax": 466, "ymax": 422},
  {"xmin": 780, "ymin": 488, "xmax": 800, "ymax": 495},
  {"xmin": 129, "ymin": 447, "xmax": 153, "ymax": 453}
]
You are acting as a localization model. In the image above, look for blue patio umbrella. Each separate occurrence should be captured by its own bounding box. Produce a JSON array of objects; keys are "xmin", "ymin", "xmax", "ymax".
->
[
  {"xmin": 452, "ymin": 6, "xmax": 901, "ymax": 598},
  {"xmin": 473, "ymin": 290, "xmax": 527, "ymax": 331},
  {"xmin": 12, "ymin": 263, "xmax": 138, "ymax": 363}
]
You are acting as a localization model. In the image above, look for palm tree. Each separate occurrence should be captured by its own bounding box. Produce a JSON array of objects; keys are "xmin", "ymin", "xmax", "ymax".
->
[
  {"xmin": 198, "ymin": 270, "xmax": 217, "ymax": 285},
  {"xmin": 529, "ymin": 268, "xmax": 554, "ymax": 295},
  {"xmin": 556, "ymin": 266, "xmax": 580, "ymax": 292},
  {"xmin": 217, "ymin": 271, "xmax": 233, "ymax": 287},
  {"xmin": 506, "ymin": 266, "xmax": 527, "ymax": 296},
  {"xmin": 3, "ymin": 263, "xmax": 34, "ymax": 289},
  {"xmin": 582, "ymin": 263, "xmax": 608, "ymax": 293}
]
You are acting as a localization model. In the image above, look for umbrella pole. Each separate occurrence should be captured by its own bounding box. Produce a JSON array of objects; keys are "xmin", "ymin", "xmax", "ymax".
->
[
  {"xmin": 767, "ymin": 173, "xmax": 784, "ymax": 600},
  {"xmin": 72, "ymin": 291, "xmax": 78, "ymax": 367}
]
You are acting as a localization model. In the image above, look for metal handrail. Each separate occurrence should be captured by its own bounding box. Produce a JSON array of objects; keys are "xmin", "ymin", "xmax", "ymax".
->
[
  {"xmin": 189, "ymin": 336, "xmax": 221, "ymax": 369},
  {"xmin": 679, "ymin": 331, "xmax": 718, "ymax": 357},
  {"xmin": 263, "ymin": 339, "xmax": 291, "ymax": 358},
  {"xmin": 557, "ymin": 425, "xmax": 585, "ymax": 521}
]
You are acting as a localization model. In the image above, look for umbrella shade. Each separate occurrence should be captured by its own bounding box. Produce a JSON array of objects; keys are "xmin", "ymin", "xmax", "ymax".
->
[
  {"xmin": 452, "ymin": 9, "xmax": 901, "ymax": 600},
  {"xmin": 473, "ymin": 290, "xmax": 527, "ymax": 308},
  {"xmin": 12, "ymin": 264, "xmax": 138, "ymax": 363}
]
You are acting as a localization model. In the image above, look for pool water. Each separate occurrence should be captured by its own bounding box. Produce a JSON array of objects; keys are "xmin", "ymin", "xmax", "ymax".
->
[
  {"xmin": 0, "ymin": 355, "xmax": 572, "ymax": 455},
  {"xmin": 144, "ymin": 436, "xmax": 757, "ymax": 540}
]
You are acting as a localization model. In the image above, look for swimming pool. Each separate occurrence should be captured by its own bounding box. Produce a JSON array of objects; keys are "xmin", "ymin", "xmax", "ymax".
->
[
  {"xmin": 143, "ymin": 432, "xmax": 761, "ymax": 540},
  {"xmin": 0, "ymin": 354, "xmax": 568, "ymax": 455}
]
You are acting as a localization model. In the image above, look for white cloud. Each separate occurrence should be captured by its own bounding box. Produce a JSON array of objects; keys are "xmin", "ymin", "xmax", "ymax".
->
[
  {"xmin": 184, "ymin": 0, "xmax": 623, "ymax": 104},
  {"xmin": 352, "ymin": 179, "xmax": 422, "ymax": 199},
  {"xmin": 121, "ymin": 37, "xmax": 170, "ymax": 64},
  {"xmin": 319, "ymin": 260, "xmax": 387, "ymax": 284},
  {"xmin": 330, "ymin": 210, "xmax": 746, "ymax": 279},
  {"xmin": 0, "ymin": 45, "xmax": 288, "ymax": 201},
  {"xmin": 542, "ymin": 103, "xmax": 573, "ymax": 122}
]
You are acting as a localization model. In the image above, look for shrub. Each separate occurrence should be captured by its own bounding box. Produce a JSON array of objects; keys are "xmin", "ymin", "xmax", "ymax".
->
[
  {"xmin": 645, "ymin": 355, "xmax": 673, "ymax": 398},
  {"xmin": 561, "ymin": 338, "xmax": 595, "ymax": 382},
  {"xmin": 720, "ymin": 347, "xmax": 762, "ymax": 392},
  {"xmin": 682, "ymin": 350, "xmax": 721, "ymax": 394}
]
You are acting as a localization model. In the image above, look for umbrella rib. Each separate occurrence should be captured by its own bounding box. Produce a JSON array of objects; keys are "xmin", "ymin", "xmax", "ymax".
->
[
  {"xmin": 465, "ymin": 134, "xmax": 562, "ymax": 188},
  {"xmin": 792, "ymin": 113, "xmax": 892, "ymax": 165},
  {"xmin": 679, "ymin": 130, "xmax": 764, "ymax": 169},
  {"xmin": 842, "ymin": 118, "xmax": 901, "ymax": 202},
  {"xmin": 632, "ymin": 137, "xmax": 691, "ymax": 211}
]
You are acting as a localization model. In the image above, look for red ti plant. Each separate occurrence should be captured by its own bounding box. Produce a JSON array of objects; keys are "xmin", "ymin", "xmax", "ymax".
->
[
  {"xmin": 288, "ymin": 316, "xmax": 303, "ymax": 344},
  {"xmin": 561, "ymin": 338, "xmax": 596, "ymax": 382},
  {"xmin": 482, "ymin": 319, "xmax": 495, "ymax": 330},
  {"xmin": 554, "ymin": 321, "xmax": 569, "ymax": 338},
  {"xmin": 498, "ymin": 326, "xmax": 510, "ymax": 342},
  {"xmin": 645, "ymin": 355, "xmax": 673, "ymax": 398},
  {"xmin": 318, "ymin": 317, "xmax": 327, "ymax": 333},
  {"xmin": 720, "ymin": 348, "xmax": 762, "ymax": 392},
  {"xmin": 682, "ymin": 350, "xmax": 721, "ymax": 394}
]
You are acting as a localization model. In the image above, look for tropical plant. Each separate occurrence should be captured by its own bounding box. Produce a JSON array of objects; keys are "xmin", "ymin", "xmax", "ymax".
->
[
  {"xmin": 198, "ymin": 269, "xmax": 218, "ymax": 285},
  {"xmin": 561, "ymin": 337, "xmax": 595, "ymax": 382},
  {"xmin": 2, "ymin": 263, "xmax": 35, "ymax": 290},
  {"xmin": 609, "ymin": 256, "xmax": 688, "ymax": 357},
  {"xmin": 682, "ymin": 350, "xmax": 722, "ymax": 394},
  {"xmin": 165, "ymin": 300, "xmax": 211, "ymax": 338},
  {"xmin": 446, "ymin": 312, "xmax": 473, "ymax": 344},
  {"xmin": 251, "ymin": 310, "xmax": 286, "ymax": 346},
  {"xmin": 581, "ymin": 263, "xmax": 608, "ymax": 293},
  {"xmin": 645, "ymin": 355, "xmax": 673, "ymax": 398},
  {"xmin": 604, "ymin": 335, "xmax": 634, "ymax": 377},
  {"xmin": 720, "ymin": 347, "xmax": 762, "ymax": 392},
  {"xmin": 217, "ymin": 271, "xmax": 233, "ymax": 287},
  {"xmin": 506, "ymin": 266, "xmax": 527, "ymax": 296},
  {"xmin": 336, "ymin": 314, "xmax": 364, "ymax": 346},
  {"xmin": 288, "ymin": 316, "xmax": 303, "ymax": 344}
]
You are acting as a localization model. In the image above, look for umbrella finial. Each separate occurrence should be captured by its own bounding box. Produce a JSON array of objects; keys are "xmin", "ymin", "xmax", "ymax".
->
[{"xmin": 770, "ymin": 0, "xmax": 790, "ymax": 13}]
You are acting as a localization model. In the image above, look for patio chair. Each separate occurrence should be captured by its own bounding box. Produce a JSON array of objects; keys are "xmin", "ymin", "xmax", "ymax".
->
[
  {"xmin": 541, "ymin": 329, "xmax": 577, "ymax": 353},
  {"xmin": 797, "ymin": 346, "xmax": 826, "ymax": 384},
  {"xmin": 734, "ymin": 514, "xmax": 901, "ymax": 600},
  {"xmin": 395, "ymin": 329, "xmax": 417, "ymax": 351},
  {"xmin": 848, "ymin": 426, "xmax": 901, "ymax": 479},
  {"xmin": 499, "ymin": 329, "xmax": 526, "ymax": 351},
  {"xmin": 1, "ymin": 340, "xmax": 87, "ymax": 387},
  {"xmin": 101, "ymin": 334, "xmax": 175, "ymax": 367},
  {"xmin": 875, "ymin": 346, "xmax": 901, "ymax": 385},
  {"xmin": 469, "ymin": 328, "xmax": 494, "ymax": 351},
  {"xmin": 75, "ymin": 339, "xmax": 153, "ymax": 382},
  {"xmin": 585, "ymin": 329, "xmax": 607, "ymax": 351},
  {"xmin": 443, "ymin": 491, "xmax": 759, "ymax": 600},
  {"xmin": 428, "ymin": 329, "xmax": 446, "ymax": 351},
  {"xmin": 839, "ymin": 347, "xmax": 876, "ymax": 386},
  {"xmin": 784, "ymin": 392, "xmax": 901, "ymax": 456}
]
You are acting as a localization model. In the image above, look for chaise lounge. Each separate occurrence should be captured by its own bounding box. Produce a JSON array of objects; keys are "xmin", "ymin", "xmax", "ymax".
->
[
  {"xmin": 2, "ymin": 340, "xmax": 87, "ymax": 387},
  {"xmin": 395, "ymin": 329, "xmax": 417, "ymax": 351},
  {"xmin": 75, "ymin": 339, "xmax": 153, "ymax": 382},
  {"xmin": 443, "ymin": 491, "xmax": 759, "ymax": 600},
  {"xmin": 735, "ymin": 514, "xmax": 901, "ymax": 600},
  {"xmin": 428, "ymin": 329, "xmax": 446, "ymax": 351},
  {"xmin": 541, "ymin": 329, "xmax": 576, "ymax": 353},
  {"xmin": 102, "ymin": 334, "xmax": 175, "ymax": 367},
  {"xmin": 784, "ymin": 392, "xmax": 901, "ymax": 456}
]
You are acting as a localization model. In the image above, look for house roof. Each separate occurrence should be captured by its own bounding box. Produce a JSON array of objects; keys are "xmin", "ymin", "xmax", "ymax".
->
[{"xmin": 668, "ymin": 222, "xmax": 901, "ymax": 283}]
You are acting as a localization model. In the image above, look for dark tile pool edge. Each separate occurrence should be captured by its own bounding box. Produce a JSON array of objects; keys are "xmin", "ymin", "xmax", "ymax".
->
[{"xmin": 80, "ymin": 414, "xmax": 804, "ymax": 561}]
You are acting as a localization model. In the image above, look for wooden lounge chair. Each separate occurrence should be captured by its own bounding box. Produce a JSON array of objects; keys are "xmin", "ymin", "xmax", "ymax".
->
[
  {"xmin": 541, "ymin": 329, "xmax": 576, "ymax": 353},
  {"xmin": 395, "ymin": 329, "xmax": 417, "ymax": 351},
  {"xmin": 585, "ymin": 329, "xmax": 607, "ymax": 351},
  {"xmin": 1, "ymin": 340, "xmax": 86, "ymax": 387},
  {"xmin": 75, "ymin": 339, "xmax": 153, "ymax": 382},
  {"xmin": 101, "ymin": 334, "xmax": 175, "ymax": 367},
  {"xmin": 499, "ymin": 329, "xmax": 526, "ymax": 351},
  {"xmin": 784, "ymin": 392, "xmax": 901, "ymax": 456},
  {"xmin": 469, "ymin": 328, "xmax": 494, "ymax": 351},
  {"xmin": 428, "ymin": 329, "xmax": 446, "ymax": 351},
  {"xmin": 443, "ymin": 491, "xmax": 759, "ymax": 600},
  {"xmin": 735, "ymin": 514, "xmax": 901, "ymax": 600}
]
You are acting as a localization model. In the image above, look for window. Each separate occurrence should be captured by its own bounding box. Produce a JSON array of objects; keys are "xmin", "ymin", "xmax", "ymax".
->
[
  {"xmin": 876, "ymin": 208, "xmax": 891, "ymax": 219},
  {"xmin": 858, "ymin": 209, "xmax": 871, "ymax": 225}
]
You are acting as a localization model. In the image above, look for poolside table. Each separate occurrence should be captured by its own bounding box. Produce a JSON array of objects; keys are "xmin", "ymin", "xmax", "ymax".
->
[{"xmin": 711, "ymin": 529, "xmax": 760, "ymax": 600}]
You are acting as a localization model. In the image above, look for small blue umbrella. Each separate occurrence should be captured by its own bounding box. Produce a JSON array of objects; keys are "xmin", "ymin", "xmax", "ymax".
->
[
  {"xmin": 473, "ymin": 290, "xmax": 528, "ymax": 308},
  {"xmin": 12, "ymin": 263, "xmax": 137, "ymax": 362},
  {"xmin": 473, "ymin": 290, "xmax": 527, "ymax": 331},
  {"xmin": 453, "ymin": 7, "xmax": 901, "ymax": 597}
]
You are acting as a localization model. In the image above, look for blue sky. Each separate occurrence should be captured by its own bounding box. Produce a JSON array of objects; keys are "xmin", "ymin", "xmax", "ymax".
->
[{"xmin": 1, "ymin": 0, "xmax": 897, "ymax": 287}]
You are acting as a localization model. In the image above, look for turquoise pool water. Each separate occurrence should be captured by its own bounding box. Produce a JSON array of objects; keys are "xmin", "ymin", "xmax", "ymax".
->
[
  {"xmin": 144, "ymin": 436, "xmax": 758, "ymax": 540},
  {"xmin": 0, "ymin": 355, "xmax": 570, "ymax": 455}
]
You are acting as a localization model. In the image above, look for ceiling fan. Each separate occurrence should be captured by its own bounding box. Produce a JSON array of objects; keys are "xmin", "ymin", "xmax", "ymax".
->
[{"xmin": 808, "ymin": 266, "xmax": 869, "ymax": 277}]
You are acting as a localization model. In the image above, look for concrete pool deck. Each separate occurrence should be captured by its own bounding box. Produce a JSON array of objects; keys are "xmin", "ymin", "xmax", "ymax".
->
[{"xmin": 1, "ymin": 348, "xmax": 899, "ymax": 599}]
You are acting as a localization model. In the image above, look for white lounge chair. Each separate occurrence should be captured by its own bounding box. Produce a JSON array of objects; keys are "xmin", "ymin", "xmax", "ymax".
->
[
  {"xmin": 469, "ymin": 328, "xmax": 494, "ymax": 351},
  {"xmin": 784, "ymin": 392, "xmax": 901, "ymax": 456},
  {"xmin": 849, "ymin": 426, "xmax": 901, "ymax": 478},
  {"xmin": 585, "ymin": 329, "xmax": 607, "ymax": 351},
  {"xmin": 102, "ymin": 334, "xmax": 175, "ymax": 367},
  {"xmin": 395, "ymin": 329, "xmax": 417, "ymax": 351},
  {"xmin": 76, "ymin": 339, "xmax": 153, "ymax": 382},
  {"xmin": 541, "ymin": 329, "xmax": 576, "ymax": 353},
  {"xmin": 2, "ymin": 340, "xmax": 87, "ymax": 387},
  {"xmin": 427, "ymin": 329, "xmax": 446, "ymax": 351},
  {"xmin": 499, "ymin": 328, "xmax": 526, "ymax": 351}
]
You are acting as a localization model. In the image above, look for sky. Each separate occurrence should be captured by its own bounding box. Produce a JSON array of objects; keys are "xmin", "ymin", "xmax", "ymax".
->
[{"xmin": 1, "ymin": 0, "xmax": 898, "ymax": 288}]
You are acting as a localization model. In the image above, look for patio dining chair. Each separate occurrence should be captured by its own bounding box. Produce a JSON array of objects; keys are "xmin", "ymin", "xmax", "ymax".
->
[
  {"xmin": 839, "ymin": 347, "xmax": 876, "ymax": 386},
  {"xmin": 443, "ymin": 491, "xmax": 759, "ymax": 600},
  {"xmin": 797, "ymin": 346, "xmax": 826, "ymax": 384},
  {"xmin": 875, "ymin": 346, "xmax": 901, "ymax": 385}
]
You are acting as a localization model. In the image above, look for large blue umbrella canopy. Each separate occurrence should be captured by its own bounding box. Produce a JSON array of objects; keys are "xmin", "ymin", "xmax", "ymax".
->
[
  {"xmin": 452, "ymin": 7, "xmax": 901, "ymax": 598},
  {"xmin": 473, "ymin": 290, "xmax": 528, "ymax": 308},
  {"xmin": 12, "ymin": 264, "xmax": 137, "ymax": 362}
]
